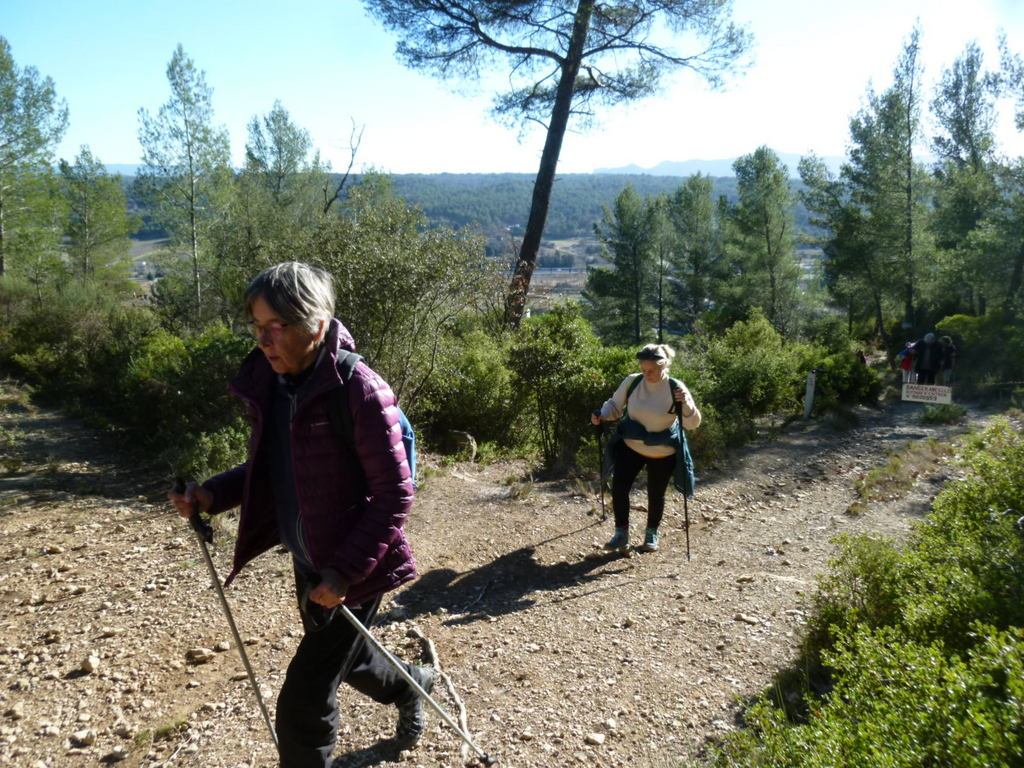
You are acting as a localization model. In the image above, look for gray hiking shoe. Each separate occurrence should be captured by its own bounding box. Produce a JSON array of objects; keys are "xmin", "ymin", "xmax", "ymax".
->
[
  {"xmin": 639, "ymin": 528, "xmax": 660, "ymax": 552},
  {"xmin": 395, "ymin": 665, "xmax": 435, "ymax": 748},
  {"xmin": 603, "ymin": 527, "xmax": 629, "ymax": 553}
]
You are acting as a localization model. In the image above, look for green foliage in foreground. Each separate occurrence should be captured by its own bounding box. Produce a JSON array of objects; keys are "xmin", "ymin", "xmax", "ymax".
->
[
  {"xmin": 707, "ymin": 420, "xmax": 1024, "ymax": 768},
  {"xmin": 919, "ymin": 402, "xmax": 967, "ymax": 424}
]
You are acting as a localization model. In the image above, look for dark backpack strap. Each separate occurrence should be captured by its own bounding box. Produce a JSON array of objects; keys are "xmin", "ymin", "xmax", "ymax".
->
[
  {"xmin": 326, "ymin": 350, "xmax": 364, "ymax": 453},
  {"xmin": 622, "ymin": 373, "xmax": 643, "ymax": 418},
  {"xmin": 627, "ymin": 374, "xmax": 682, "ymax": 414},
  {"xmin": 668, "ymin": 377, "xmax": 682, "ymax": 414}
]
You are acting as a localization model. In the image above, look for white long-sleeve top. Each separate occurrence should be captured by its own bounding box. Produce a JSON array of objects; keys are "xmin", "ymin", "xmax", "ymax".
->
[{"xmin": 600, "ymin": 373, "xmax": 702, "ymax": 459}]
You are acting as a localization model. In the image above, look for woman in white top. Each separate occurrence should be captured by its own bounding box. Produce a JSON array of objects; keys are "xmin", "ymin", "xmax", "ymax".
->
[{"xmin": 591, "ymin": 344, "xmax": 701, "ymax": 552}]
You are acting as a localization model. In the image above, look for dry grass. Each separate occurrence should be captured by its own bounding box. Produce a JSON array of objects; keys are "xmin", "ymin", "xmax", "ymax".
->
[{"xmin": 846, "ymin": 437, "xmax": 955, "ymax": 515}]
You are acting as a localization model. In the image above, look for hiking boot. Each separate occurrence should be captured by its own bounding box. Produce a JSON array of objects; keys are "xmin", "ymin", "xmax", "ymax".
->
[
  {"xmin": 639, "ymin": 528, "xmax": 660, "ymax": 552},
  {"xmin": 603, "ymin": 527, "xmax": 629, "ymax": 553},
  {"xmin": 395, "ymin": 665, "xmax": 435, "ymax": 748}
]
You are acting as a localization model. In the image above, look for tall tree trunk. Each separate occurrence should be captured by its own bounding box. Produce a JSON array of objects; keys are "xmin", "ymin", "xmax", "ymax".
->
[
  {"xmin": 190, "ymin": 174, "xmax": 200, "ymax": 312},
  {"xmin": 1006, "ymin": 243, "xmax": 1024, "ymax": 317},
  {"xmin": 657, "ymin": 249, "xmax": 665, "ymax": 344},
  {"xmin": 0, "ymin": 194, "xmax": 5, "ymax": 278},
  {"xmin": 504, "ymin": 0, "xmax": 594, "ymax": 328},
  {"xmin": 873, "ymin": 289, "xmax": 893, "ymax": 366},
  {"xmin": 633, "ymin": 246, "xmax": 641, "ymax": 343}
]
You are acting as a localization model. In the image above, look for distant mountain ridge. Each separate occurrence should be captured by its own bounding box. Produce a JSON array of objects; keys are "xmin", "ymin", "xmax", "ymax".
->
[
  {"xmin": 594, "ymin": 152, "xmax": 844, "ymax": 177},
  {"xmin": 108, "ymin": 154, "xmax": 844, "ymax": 180}
]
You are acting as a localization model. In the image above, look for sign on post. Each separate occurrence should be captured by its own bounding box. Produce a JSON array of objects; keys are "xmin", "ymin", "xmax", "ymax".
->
[{"xmin": 902, "ymin": 383, "xmax": 952, "ymax": 404}]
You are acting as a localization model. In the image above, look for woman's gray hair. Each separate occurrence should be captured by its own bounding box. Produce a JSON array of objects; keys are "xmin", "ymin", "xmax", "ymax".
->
[
  {"xmin": 243, "ymin": 262, "xmax": 335, "ymax": 334},
  {"xmin": 636, "ymin": 343, "xmax": 675, "ymax": 370}
]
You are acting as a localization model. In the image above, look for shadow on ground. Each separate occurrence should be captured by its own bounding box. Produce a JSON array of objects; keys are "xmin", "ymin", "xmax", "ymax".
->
[{"xmin": 392, "ymin": 522, "xmax": 644, "ymax": 626}]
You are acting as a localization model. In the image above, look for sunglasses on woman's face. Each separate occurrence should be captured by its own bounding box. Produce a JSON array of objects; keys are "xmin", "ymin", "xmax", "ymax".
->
[{"xmin": 248, "ymin": 320, "xmax": 290, "ymax": 341}]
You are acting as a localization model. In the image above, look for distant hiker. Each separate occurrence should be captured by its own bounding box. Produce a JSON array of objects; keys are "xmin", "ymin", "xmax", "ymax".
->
[
  {"xmin": 897, "ymin": 342, "xmax": 916, "ymax": 384},
  {"xmin": 591, "ymin": 343, "xmax": 701, "ymax": 553},
  {"xmin": 168, "ymin": 262, "xmax": 432, "ymax": 766},
  {"xmin": 940, "ymin": 336, "xmax": 958, "ymax": 386},
  {"xmin": 913, "ymin": 332, "xmax": 944, "ymax": 385}
]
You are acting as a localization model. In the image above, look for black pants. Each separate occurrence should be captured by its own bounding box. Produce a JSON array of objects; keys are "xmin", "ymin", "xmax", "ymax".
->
[
  {"xmin": 611, "ymin": 442, "xmax": 676, "ymax": 531},
  {"xmin": 917, "ymin": 369, "xmax": 937, "ymax": 385},
  {"xmin": 276, "ymin": 568, "xmax": 417, "ymax": 768}
]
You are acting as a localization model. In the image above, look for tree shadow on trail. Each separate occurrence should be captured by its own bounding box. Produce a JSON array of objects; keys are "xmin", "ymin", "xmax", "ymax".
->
[{"xmin": 393, "ymin": 522, "xmax": 634, "ymax": 626}]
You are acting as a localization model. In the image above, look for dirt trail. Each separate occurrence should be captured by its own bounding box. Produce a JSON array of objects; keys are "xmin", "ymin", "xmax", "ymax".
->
[{"xmin": 0, "ymin": 385, "xmax": 986, "ymax": 768}]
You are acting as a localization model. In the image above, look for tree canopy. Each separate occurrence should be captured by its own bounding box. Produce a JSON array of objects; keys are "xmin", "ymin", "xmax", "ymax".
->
[{"xmin": 364, "ymin": 0, "xmax": 752, "ymax": 327}]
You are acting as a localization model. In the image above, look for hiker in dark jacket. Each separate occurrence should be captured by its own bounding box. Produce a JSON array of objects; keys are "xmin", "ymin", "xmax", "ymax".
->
[
  {"xmin": 940, "ymin": 336, "xmax": 958, "ymax": 385},
  {"xmin": 913, "ymin": 332, "xmax": 944, "ymax": 385},
  {"xmin": 168, "ymin": 262, "xmax": 430, "ymax": 767},
  {"xmin": 591, "ymin": 343, "xmax": 701, "ymax": 554}
]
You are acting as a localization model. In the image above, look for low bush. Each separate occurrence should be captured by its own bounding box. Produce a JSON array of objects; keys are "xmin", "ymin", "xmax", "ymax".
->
[
  {"xmin": 414, "ymin": 327, "xmax": 523, "ymax": 448},
  {"xmin": 508, "ymin": 304, "xmax": 633, "ymax": 472},
  {"xmin": 919, "ymin": 402, "xmax": 967, "ymax": 424},
  {"xmin": 937, "ymin": 311, "xmax": 1024, "ymax": 398},
  {"xmin": 717, "ymin": 625, "xmax": 1024, "ymax": 768},
  {"xmin": 708, "ymin": 419, "xmax": 1024, "ymax": 767}
]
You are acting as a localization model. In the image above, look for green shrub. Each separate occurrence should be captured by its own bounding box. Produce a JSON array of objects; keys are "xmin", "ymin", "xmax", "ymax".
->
[
  {"xmin": 809, "ymin": 345, "xmax": 883, "ymax": 412},
  {"xmin": 508, "ymin": 304, "xmax": 633, "ymax": 472},
  {"xmin": 712, "ymin": 626, "xmax": 1024, "ymax": 768},
  {"xmin": 806, "ymin": 534, "xmax": 904, "ymax": 662},
  {"xmin": 415, "ymin": 327, "xmax": 522, "ymax": 447},
  {"xmin": 704, "ymin": 312, "xmax": 806, "ymax": 419},
  {"xmin": 708, "ymin": 419, "xmax": 1024, "ymax": 766},
  {"xmin": 919, "ymin": 402, "xmax": 967, "ymax": 424},
  {"xmin": 937, "ymin": 311, "xmax": 1024, "ymax": 396}
]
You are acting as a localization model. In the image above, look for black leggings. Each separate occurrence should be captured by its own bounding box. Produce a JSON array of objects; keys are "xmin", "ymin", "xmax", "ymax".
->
[
  {"xmin": 611, "ymin": 442, "xmax": 676, "ymax": 531},
  {"xmin": 276, "ymin": 568, "xmax": 418, "ymax": 768}
]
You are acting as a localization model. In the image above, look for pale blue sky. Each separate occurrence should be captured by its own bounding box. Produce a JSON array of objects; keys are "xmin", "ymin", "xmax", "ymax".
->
[{"xmin": 5, "ymin": 0, "xmax": 1024, "ymax": 174}]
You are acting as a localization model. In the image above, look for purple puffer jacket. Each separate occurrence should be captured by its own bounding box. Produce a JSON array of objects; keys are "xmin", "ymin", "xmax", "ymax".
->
[{"xmin": 203, "ymin": 318, "xmax": 416, "ymax": 607}]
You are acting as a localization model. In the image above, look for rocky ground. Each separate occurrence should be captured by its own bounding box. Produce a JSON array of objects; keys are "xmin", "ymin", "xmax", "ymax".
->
[{"xmin": 0, "ymin": 382, "xmax": 994, "ymax": 768}]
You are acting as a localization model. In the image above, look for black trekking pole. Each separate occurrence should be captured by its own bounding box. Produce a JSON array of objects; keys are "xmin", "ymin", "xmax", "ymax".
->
[
  {"xmin": 173, "ymin": 480, "xmax": 279, "ymax": 752},
  {"xmin": 674, "ymin": 405, "xmax": 691, "ymax": 562},
  {"xmin": 593, "ymin": 411, "xmax": 606, "ymax": 521},
  {"xmin": 337, "ymin": 605, "xmax": 497, "ymax": 765}
]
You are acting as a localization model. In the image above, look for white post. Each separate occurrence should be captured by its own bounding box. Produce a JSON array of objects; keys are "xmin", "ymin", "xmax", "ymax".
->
[{"xmin": 803, "ymin": 369, "xmax": 817, "ymax": 419}]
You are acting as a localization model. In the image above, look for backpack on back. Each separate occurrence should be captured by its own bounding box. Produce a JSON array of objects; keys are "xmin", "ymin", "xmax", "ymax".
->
[{"xmin": 326, "ymin": 350, "xmax": 417, "ymax": 487}]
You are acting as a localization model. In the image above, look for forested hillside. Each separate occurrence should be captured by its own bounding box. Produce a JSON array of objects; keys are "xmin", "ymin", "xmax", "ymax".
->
[{"xmin": 385, "ymin": 173, "xmax": 743, "ymax": 239}]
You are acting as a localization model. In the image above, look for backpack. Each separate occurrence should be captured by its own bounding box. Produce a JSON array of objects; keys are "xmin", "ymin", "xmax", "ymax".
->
[{"xmin": 326, "ymin": 350, "xmax": 417, "ymax": 487}]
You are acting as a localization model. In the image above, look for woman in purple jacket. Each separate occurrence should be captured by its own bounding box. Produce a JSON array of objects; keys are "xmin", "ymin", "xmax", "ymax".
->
[{"xmin": 168, "ymin": 262, "xmax": 430, "ymax": 767}]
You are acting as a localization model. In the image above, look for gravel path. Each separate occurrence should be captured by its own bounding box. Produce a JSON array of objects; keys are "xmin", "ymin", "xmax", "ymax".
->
[{"xmin": 0, "ymin": 385, "xmax": 983, "ymax": 768}]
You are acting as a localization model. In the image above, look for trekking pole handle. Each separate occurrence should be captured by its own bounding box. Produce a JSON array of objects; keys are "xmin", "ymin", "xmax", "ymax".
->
[{"xmin": 173, "ymin": 478, "xmax": 214, "ymax": 544}]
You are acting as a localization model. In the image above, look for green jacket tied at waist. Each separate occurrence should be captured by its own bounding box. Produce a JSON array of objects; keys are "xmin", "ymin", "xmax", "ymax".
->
[{"xmin": 602, "ymin": 416, "xmax": 696, "ymax": 498}]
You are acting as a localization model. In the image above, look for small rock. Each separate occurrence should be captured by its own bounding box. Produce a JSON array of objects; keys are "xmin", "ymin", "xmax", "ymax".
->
[
  {"xmin": 186, "ymin": 648, "xmax": 215, "ymax": 665},
  {"xmin": 214, "ymin": 641, "xmax": 231, "ymax": 652},
  {"xmin": 69, "ymin": 728, "xmax": 96, "ymax": 747},
  {"xmin": 113, "ymin": 722, "xmax": 134, "ymax": 738},
  {"xmin": 103, "ymin": 747, "xmax": 128, "ymax": 762},
  {"xmin": 734, "ymin": 613, "xmax": 760, "ymax": 626},
  {"xmin": 5, "ymin": 703, "xmax": 24, "ymax": 720},
  {"xmin": 585, "ymin": 732, "xmax": 606, "ymax": 745},
  {"xmin": 735, "ymin": 575, "xmax": 755, "ymax": 583},
  {"xmin": 81, "ymin": 654, "xmax": 100, "ymax": 674}
]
